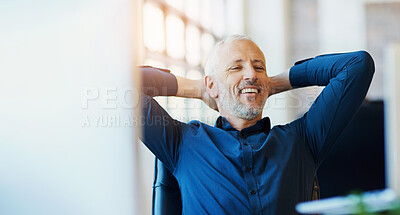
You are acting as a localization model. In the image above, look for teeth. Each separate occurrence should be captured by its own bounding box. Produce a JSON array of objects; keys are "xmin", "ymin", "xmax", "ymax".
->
[{"xmin": 241, "ymin": 88, "xmax": 259, "ymax": 93}]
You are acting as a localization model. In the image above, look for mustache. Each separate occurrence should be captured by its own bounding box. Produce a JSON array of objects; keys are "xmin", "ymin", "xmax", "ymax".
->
[{"xmin": 237, "ymin": 80, "xmax": 263, "ymax": 91}]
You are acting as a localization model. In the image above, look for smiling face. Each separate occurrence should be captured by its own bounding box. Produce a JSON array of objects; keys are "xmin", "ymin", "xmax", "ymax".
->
[{"xmin": 210, "ymin": 39, "xmax": 271, "ymax": 120}]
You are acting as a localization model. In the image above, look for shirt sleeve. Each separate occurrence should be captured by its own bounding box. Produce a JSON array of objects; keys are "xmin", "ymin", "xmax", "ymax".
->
[
  {"xmin": 288, "ymin": 51, "xmax": 375, "ymax": 166},
  {"xmin": 139, "ymin": 67, "xmax": 189, "ymax": 172},
  {"xmin": 141, "ymin": 66, "xmax": 178, "ymax": 96}
]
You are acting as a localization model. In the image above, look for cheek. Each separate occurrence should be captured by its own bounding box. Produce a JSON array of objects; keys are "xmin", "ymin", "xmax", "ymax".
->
[
  {"xmin": 224, "ymin": 77, "xmax": 240, "ymax": 93},
  {"xmin": 260, "ymin": 77, "xmax": 270, "ymax": 91}
]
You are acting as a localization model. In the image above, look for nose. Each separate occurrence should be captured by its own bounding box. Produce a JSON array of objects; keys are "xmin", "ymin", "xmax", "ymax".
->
[{"xmin": 242, "ymin": 66, "xmax": 257, "ymax": 81}]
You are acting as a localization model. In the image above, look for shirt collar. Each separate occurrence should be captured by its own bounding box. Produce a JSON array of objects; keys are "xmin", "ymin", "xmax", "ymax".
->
[{"xmin": 214, "ymin": 116, "xmax": 271, "ymax": 135}]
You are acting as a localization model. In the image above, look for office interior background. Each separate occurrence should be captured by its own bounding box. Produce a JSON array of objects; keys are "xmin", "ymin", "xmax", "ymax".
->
[{"xmin": 1, "ymin": 0, "xmax": 399, "ymax": 214}]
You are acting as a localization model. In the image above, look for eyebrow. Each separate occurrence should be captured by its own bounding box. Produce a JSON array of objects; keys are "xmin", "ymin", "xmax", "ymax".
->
[
  {"xmin": 253, "ymin": 59, "xmax": 265, "ymax": 64},
  {"xmin": 231, "ymin": 59, "xmax": 265, "ymax": 65}
]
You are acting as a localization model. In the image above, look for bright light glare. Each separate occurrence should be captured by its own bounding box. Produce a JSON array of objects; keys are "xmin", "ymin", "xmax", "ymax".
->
[
  {"xmin": 201, "ymin": 33, "xmax": 215, "ymax": 67},
  {"xmin": 166, "ymin": 0, "xmax": 184, "ymax": 11},
  {"xmin": 144, "ymin": 59, "xmax": 165, "ymax": 69},
  {"xmin": 185, "ymin": 0, "xmax": 200, "ymax": 22},
  {"xmin": 186, "ymin": 25, "xmax": 201, "ymax": 65},
  {"xmin": 143, "ymin": 3, "xmax": 165, "ymax": 52},
  {"xmin": 166, "ymin": 15, "xmax": 185, "ymax": 59},
  {"xmin": 200, "ymin": 0, "xmax": 212, "ymax": 29},
  {"xmin": 211, "ymin": 0, "xmax": 225, "ymax": 37}
]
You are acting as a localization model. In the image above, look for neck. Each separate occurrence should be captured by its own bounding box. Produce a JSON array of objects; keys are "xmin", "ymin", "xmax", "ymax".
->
[{"xmin": 219, "ymin": 109, "xmax": 262, "ymax": 131}]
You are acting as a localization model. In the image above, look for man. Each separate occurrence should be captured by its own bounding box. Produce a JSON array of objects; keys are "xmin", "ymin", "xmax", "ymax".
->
[{"xmin": 140, "ymin": 35, "xmax": 374, "ymax": 214}]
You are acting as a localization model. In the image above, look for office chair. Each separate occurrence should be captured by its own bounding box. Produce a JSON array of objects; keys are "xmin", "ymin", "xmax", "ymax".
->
[{"xmin": 152, "ymin": 158, "xmax": 182, "ymax": 215}]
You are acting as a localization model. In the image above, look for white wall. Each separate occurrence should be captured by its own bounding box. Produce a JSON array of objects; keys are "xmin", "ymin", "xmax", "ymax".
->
[
  {"xmin": 0, "ymin": 0, "xmax": 140, "ymax": 214},
  {"xmin": 318, "ymin": 0, "xmax": 384, "ymax": 100},
  {"xmin": 318, "ymin": 0, "xmax": 367, "ymax": 53},
  {"xmin": 383, "ymin": 44, "xmax": 400, "ymax": 196},
  {"xmin": 225, "ymin": 0, "xmax": 246, "ymax": 35}
]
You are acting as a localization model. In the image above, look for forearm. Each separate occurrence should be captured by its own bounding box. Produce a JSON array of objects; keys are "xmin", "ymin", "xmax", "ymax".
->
[
  {"xmin": 272, "ymin": 51, "xmax": 374, "ymax": 94},
  {"xmin": 176, "ymin": 76, "xmax": 203, "ymax": 99},
  {"xmin": 289, "ymin": 51, "xmax": 374, "ymax": 88},
  {"xmin": 268, "ymin": 71, "xmax": 293, "ymax": 96},
  {"xmin": 141, "ymin": 66, "xmax": 203, "ymax": 99}
]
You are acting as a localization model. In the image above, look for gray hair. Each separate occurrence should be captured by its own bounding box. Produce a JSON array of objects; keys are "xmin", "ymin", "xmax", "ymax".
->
[{"xmin": 204, "ymin": 35, "xmax": 253, "ymax": 77}]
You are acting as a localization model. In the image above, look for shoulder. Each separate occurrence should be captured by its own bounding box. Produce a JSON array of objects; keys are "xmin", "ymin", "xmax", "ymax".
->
[
  {"xmin": 272, "ymin": 117, "xmax": 306, "ymax": 140},
  {"xmin": 186, "ymin": 120, "xmax": 213, "ymax": 131},
  {"xmin": 184, "ymin": 119, "xmax": 232, "ymax": 137}
]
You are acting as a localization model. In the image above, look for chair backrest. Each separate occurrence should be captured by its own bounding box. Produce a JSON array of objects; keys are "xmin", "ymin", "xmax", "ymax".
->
[{"xmin": 152, "ymin": 158, "xmax": 182, "ymax": 215}]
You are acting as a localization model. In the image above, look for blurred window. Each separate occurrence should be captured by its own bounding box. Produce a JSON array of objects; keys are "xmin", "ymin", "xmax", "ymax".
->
[{"xmin": 143, "ymin": 0, "xmax": 225, "ymax": 123}]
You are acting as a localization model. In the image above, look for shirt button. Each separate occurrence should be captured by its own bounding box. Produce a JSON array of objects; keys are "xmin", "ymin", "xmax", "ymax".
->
[
  {"xmin": 243, "ymin": 142, "xmax": 248, "ymax": 146},
  {"xmin": 251, "ymin": 190, "xmax": 257, "ymax": 195},
  {"xmin": 245, "ymin": 166, "xmax": 251, "ymax": 172}
]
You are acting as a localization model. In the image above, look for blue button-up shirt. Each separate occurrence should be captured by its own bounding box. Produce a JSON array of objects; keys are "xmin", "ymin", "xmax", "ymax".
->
[{"xmin": 141, "ymin": 51, "xmax": 374, "ymax": 214}]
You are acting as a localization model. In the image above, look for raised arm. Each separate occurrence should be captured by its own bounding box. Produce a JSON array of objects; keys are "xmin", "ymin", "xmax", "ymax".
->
[
  {"xmin": 141, "ymin": 66, "xmax": 217, "ymax": 110},
  {"xmin": 140, "ymin": 66, "xmax": 216, "ymax": 172},
  {"xmin": 284, "ymin": 51, "xmax": 375, "ymax": 165},
  {"xmin": 140, "ymin": 66, "xmax": 188, "ymax": 172},
  {"xmin": 268, "ymin": 69, "xmax": 292, "ymax": 95}
]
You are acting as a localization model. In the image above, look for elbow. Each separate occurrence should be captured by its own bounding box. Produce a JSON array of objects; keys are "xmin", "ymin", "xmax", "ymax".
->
[{"xmin": 356, "ymin": 50, "xmax": 375, "ymax": 78}]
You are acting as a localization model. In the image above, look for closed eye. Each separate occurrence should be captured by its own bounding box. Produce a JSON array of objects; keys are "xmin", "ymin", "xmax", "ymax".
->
[{"xmin": 229, "ymin": 66, "xmax": 242, "ymax": 71}]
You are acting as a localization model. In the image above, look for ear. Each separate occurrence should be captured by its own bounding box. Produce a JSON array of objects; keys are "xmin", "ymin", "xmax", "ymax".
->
[{"xmin": 204, "ymin": 76, "xmax": 218, "ymax": 99}]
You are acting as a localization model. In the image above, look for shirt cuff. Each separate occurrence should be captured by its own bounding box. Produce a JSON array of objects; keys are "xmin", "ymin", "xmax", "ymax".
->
[{"xmin": 289, "ymin": 58, "xmax": 312, "ymax": 88}]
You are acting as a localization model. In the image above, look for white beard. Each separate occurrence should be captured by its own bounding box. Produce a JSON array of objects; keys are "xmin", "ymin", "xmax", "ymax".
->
[{"xmin": 217, "ymin": 79, "xmax": 264, "ymax": 120}]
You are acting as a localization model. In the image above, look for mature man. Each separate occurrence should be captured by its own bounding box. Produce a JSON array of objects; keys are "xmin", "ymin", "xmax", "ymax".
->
[{"xmin": 140, "ymin": 35, "xmax": 374, "ymax": 214}]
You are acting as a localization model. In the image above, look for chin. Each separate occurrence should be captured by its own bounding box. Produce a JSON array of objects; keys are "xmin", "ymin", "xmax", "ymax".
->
[
  {"xmin": 232, "ymin": 105, "xmax": 263, "ymax": 120},
  {"xmin": 237, "ymin": 111, "xmax": 261, "ymax": 120},
  {"xmin": 244, "ymin": 102, "xmax": 264, "ymax": 110}
]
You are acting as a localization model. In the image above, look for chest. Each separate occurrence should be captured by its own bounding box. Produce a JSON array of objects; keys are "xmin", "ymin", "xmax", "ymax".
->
[{"xmin": 177, "ymin": 128, "xmax": 313, "ymax": 178}]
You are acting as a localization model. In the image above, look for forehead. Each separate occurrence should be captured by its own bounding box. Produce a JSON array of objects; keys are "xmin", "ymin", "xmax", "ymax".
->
[{"xmin": 218, "ymin": 40, "xmax": 265, "ymax": 65}]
